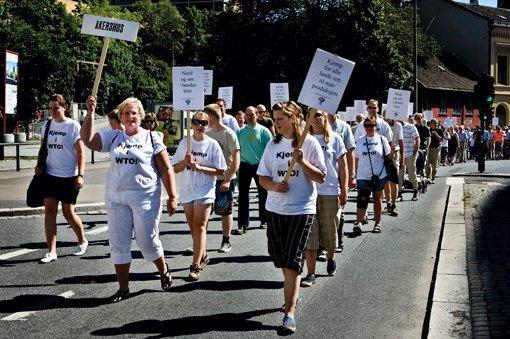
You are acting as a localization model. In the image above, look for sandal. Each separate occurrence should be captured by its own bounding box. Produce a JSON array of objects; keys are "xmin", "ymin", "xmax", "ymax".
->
[
  {"xmin": 160, "ymin": 263, "xmax": 172, "ymax": 291},
  {"xmin": 109, "ymin": 289, "xmax": 129, "ymax": 303},
  {"xmin": 199, "ymin": 253, "xmax": 210, "ymax": 269},
  {"xmin": 353, "ymin": 223, "xmax": 362, "ymax": 236},
  {"xmin": 188, "ymin": 264, "xmax": 202, "ymax": 281},
  {"xmin": 373, "ymin": 224, "xmax": 381, "ymax": 233}
]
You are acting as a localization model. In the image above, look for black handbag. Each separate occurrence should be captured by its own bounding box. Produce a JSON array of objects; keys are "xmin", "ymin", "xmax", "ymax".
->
[
  {"xmin": 26, "ymin": 120, "xmax": 51, "ymax": 207},
  {"xmin": 381, "ymin": 136, "xmax": 399, "ymax": 184}
]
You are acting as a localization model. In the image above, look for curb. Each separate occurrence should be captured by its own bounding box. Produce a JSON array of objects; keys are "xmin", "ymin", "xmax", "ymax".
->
[
  {"xmin": 452, "ymin": 172, "xmax": 510, "ymax": 178},
  {"xmin": 428, "ymin": 177, "xmax": 471, "ymax": 337},
  {"xmin": 0, "ymin": 202, "xmax": 106, "ymax": 217}
]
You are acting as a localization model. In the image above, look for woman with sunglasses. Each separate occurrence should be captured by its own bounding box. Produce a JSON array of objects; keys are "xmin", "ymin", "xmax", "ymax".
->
[
  {"xmin": 81, "ymin": 96, "xmax": 178, "ymax": 302},
  {"xmin": 144, "ymin": 113, "xmax": 164, "ymax": 140},
  {"xmin": 353, "ymin": 115, "xmax": 392, "ymax": 235},
  {"xmin": 257, "ymin": 101, "xmax": 326, "ymax": 334},
  {"xmin": 301, "ymin": 110, "xmax": 348, "ymax": 287},
  {"xmin": 172, "ymin": 112, "xmax": 227, "ymax": 281}
]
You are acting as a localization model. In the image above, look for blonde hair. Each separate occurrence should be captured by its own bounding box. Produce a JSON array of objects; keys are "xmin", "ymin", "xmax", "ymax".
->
[
  {"xmin": 272, "ymin": 101, "xmax": 303, "ymax": 147},
  {"xmin": 203, "ymin": 103, "xmax": 222, "ymax": 121},
  {"xmin": 116, "ymin": 97, "xmax": 145, "ymax": 119},
  {"xmin": 193, "ymin": 111, "xmax": 209, "ymax": 121},
  {"xmin": 309, "ymin": 110, "xmax": 332, "ymax": 143}
]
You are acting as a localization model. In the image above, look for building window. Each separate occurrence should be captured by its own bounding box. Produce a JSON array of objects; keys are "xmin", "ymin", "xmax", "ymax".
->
[
  {"xmin": 453, "ymin": 97, "xmax": 462, "ymax": 116},
  {"xmin": 439, "ymin": 96, "xmax": 447, "ymax": 116},
  {"xmin": 498, "ymin": 55, "xmax": 508, "ymax": 85},
  {"xmin": 465, "ymin": 98, "xmax": 473, "ymax": 116}
]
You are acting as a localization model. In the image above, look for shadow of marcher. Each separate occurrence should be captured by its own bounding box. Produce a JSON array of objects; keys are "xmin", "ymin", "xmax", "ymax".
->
[{"xmin": 91, "ymin": 308, "xmax": 280, "ymax": 337}]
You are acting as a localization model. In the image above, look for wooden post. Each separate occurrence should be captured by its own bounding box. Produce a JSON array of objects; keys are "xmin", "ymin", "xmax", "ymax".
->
[
  {"xmin": 282, "ymin": 107, "xmax": 318, "ymax": 183},
  {"xmin": 91, "ymin": 37, "xmax": 110, "ymax": 98},
  {"xmin": 186, "ymin": 110, "xmax": 191, "ymax": 153}
]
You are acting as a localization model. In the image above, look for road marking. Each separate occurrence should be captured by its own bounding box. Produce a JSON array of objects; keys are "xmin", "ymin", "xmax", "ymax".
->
[
  {"xmin": 0, "ymin": 249, "xmax": 38, "ymax": 260},
  {"xmin": 1, "ymin": 290, "xmax": 75, "ymax": 321},
  {"xmin": 85, "ymin": 226, "xmax": 108, "ymax": 235},
  {"xmin": 446, "ymin": 177, "xmax": 464, "ymax": 186},
  {"xmin": 482, "ymin": 181, "xmax": 502, "ymax": 186}
]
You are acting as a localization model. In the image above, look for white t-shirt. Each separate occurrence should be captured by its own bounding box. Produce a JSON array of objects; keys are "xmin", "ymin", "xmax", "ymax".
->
[
  {"xmin": 354, "ymin": 134, "xmax": 391, "ymax": 180},
  {"xmin": 389, "ymin": 121, "xmax": 403, "ymax": 150},
  {"xmin": 402, "ymin": 123, "xmax": 420, "ymax": 157},
  {"xmin": 222, "ymin": 114, "xmax": 240, "ymax": 133},
  {"xmin": 314, "ymin": 133, "xmax": 346, "ymax": 195},
  {"xmin": 44, "ymin": 119, "xmax": 81, "ymax": 178},
  {"xmin": 257, "ymin": 135, "xmax": 327, "ymax": 215},
  {"xmin": 171, "ymin": 135, "xmax": 227, "ymax": 204},
  {"xmin": 354, "ymin": 116, "xmax": 393, "ymax": 143},
  {"xmin": 98, "ymin": 129, "xmax": 166, "ymax": 193}
]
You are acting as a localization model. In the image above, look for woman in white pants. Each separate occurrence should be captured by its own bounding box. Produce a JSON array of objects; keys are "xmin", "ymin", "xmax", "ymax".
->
[{"xmin": 81, "ymin": 96, "xmax": 178, "ymax": 303}]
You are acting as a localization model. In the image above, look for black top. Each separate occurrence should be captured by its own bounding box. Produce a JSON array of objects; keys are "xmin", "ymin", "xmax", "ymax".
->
[
  {"xmin": 416, "ymin": 125, "xmax": 431, "ymax": 149},
  {"xmin": 257, "ymin": 118, "xmax": 274, "ymax": 130},
  {"xmin": 429, "ymin": 128, "xmax": 444, "ymax": 148}
]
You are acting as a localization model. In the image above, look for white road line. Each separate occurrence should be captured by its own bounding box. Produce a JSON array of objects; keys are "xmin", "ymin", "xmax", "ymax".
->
[
  {"xmin": 84, "ymin": 226, "xmax": 108, "ymax": 235},
  {"xmin": 0, "ymin": 249, "xmax": 38, "ymax": 260},
  {"xmin": 446, "ymin": 177, "xmax": 465, "ymax": 186},
  {"xmin": 1, "ymin": 290, "xmax": 75, "ymax": 321}
]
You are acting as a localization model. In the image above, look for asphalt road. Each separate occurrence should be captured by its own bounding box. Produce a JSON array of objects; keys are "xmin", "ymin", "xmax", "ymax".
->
[{"xmin": 0, "ymin": 160, "xmax": 507, "ymax": 337}]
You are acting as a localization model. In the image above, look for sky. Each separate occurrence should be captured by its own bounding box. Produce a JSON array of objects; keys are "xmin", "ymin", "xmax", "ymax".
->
[{"xmin": 456, "ymin": 0, "xmax": 497, "ymax": 7}]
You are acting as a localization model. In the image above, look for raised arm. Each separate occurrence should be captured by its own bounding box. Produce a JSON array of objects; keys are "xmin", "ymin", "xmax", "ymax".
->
[{"xmin": 80, "ymin": 95, "xmax": 103, "ymax": 152}]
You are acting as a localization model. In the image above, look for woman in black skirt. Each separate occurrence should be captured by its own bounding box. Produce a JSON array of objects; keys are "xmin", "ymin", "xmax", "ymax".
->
[{"xmin": 257, "ymin": 101, "xmax": 326, "ymax": 334}]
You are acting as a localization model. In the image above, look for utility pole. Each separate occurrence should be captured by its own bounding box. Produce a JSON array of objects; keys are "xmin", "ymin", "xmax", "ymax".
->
[{"xmin": 414, "ymin": 0, "xmax": 418, "ymax": 111}]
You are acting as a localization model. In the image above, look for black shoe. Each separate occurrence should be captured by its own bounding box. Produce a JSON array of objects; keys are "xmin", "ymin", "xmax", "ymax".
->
[
  {"xmin": 335, "ymin": 244, "xmax": 343, "ymax": 253},
  {"xmin": 109, "ymin": 289, "xmax": 129, "ymax": 303},
  {"xmin": 390, "ymin": 204, "xmax": 399, "ymax": 217},
  {"xmin": 232, "ymin": 226, "xmax": 247, "ymax": 235},
  {"xmin": 327, "ymin": 259, "xmax": 337, "ymax": 276},
  {"xmin": 353, "ymin": 223, "xmax": 362, "ymax": 236},
  {"xmin": 411, "ymin": 190, "xmax": 418, "ymax": 201},
  {"xmin": 160, "ymin": 263, "xmax": 172, "ymax": 291}
]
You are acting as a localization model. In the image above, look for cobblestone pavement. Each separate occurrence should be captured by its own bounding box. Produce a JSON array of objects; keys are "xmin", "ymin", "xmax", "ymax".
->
[{"xmin": 464, "ymin": 184, "xmax": 510, "ymax": 337}]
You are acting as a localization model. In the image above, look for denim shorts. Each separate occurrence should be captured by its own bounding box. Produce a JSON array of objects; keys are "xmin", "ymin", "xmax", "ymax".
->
[{"xmin": 357, "ymin": 176, "xmax": 387, "ymax": 192}]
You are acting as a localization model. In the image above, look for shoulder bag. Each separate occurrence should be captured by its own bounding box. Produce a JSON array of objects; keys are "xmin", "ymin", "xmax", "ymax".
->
[
  {"xmin": 381, "ymin": 136, "xmax": 399, "ymax": 184},
  {"xmin": 26, "ymin": 120, "xmax": 52, "ymax": 207}
]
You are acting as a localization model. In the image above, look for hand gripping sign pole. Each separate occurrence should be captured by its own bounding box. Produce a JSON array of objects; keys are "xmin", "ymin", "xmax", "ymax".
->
[
  {"xmin": 172, "ymin": 67, "xmax": 205, "ymax": 153},
  {"xmin": 282, "ymin": 48, "xmax": 355, "ymax": 183},
  {"xmin": 81, "ymin": 14, "xmax": 139, "ymax": 98}
]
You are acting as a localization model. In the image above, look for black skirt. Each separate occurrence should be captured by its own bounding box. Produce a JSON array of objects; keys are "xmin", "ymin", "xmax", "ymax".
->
[{"xmin": 266, "ymin": 211, "xmax": 315, "ymax": 273}]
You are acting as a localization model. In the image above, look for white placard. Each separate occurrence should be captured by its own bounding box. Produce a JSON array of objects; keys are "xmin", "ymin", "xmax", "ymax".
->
[
  {"xmin": 423, "ymin": 110, "xmax": 433, "ymax": 121},
  {"xmin": 345, "ymin": 107, "xmax": 356, "ymax": 121},
  {"xmin": 492, "ymin": 117, "xmax": 499, "ymax": 126},
  {"xmin": 451, "ymin": 116, "xmax": 458, "ymax": 125},
  {"xmin": 408, "ymin": 103, "xmax": 414, "ymax": 117},
  {"xmin": 354, "ymin": 100, "xmax": 366, "ymax": 115},
  {"xmin": 203, "ymin": 70, "xmax": 213, "ymax": 95},
  {"xmin": 337, "ymin": 111, "xmax": 346, "ymax": 121},
  {"xmin": 382, "ymin": 103, "xmax": 387, "ymax": 116},
  {"xmin": 4, "ymin": 50, "xmax": 18, "ymax": 115},
  {"xmin": 444, "ymin": 117, "xmax": 454, "ymax": 127},
  {"xmin": 270, "ymin": 83, "xmax": 290, "ymax": 108},
  {"xmin": 81, "ymin": 14, "xmax": 139, "ymax": 42},
  {"xmin": 172, "ymin": 66, "xmax": 204, "ymax": 110},
  {"xmin": 386, "ymin": 88, "xmax": 411, "ymax": 121},
  {"xmin": 218, "ymin": 86, "xmax": 233, "ymax": 109},
  {"xmin": 298, "ymin": 48, "xmax": 355, "ymax": 115}
]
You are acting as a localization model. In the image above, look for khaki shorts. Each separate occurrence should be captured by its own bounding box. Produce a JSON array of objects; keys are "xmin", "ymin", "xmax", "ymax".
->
[{"xmin": 307, "ymin": 195, "xmax": 341, "ymax": 250}]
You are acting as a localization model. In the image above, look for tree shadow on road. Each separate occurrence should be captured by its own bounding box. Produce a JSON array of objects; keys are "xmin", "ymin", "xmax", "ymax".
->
[{"xmin": 90, "ymin": 307, "xmax": 280, "ymax": 337}]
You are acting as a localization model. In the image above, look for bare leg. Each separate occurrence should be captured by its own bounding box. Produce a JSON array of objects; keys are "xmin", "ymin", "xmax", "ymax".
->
[
  {"xmin": 283, "ymin": 268, "xmax": 301, "ymax": 316},
  {"xmin": 44, "ymin": 197, "xmax": 58, "ymax": 254},
  {"xmin": 305, "ymin": 250, "xmax": 316, "ymax": 276},
  {"xmin": 61, "ymin": 202, "xmax": 87, "ymax": 244},
  {"xmin": 191, "ymin": 204, "xmax": 212, "ymax": 266},
  {"xmin": 373, "ymin": 191, "xmax": 384, "ymax": 224},
  {"xmin": 114, "ymin": 263, "xmax": 130, "ymax": 291},
  {"xmin": 152, "ymin": 256, "xmax": 168, "ymax": 275},
  {"xmin": 221, "ymin": 214, "xmax": 232, "ymax": 237}
]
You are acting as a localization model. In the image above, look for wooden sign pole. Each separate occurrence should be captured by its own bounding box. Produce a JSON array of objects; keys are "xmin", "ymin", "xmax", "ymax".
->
[
  {"xmin": 282, "ymin": 107, "xmax": 318, "ymax": 183},
  {"xmin": 186, "ymin": 110, "xmax": 191, "ymax": 153},
  {"xmin": 91, "ymin": 37, "xmax": 110, "ymax": 98}
]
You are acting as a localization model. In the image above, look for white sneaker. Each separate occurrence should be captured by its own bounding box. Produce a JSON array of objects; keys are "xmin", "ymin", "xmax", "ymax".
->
[
  {"xmin": 40, "ymin": 252, "xmax": 57, "ymax": 263},
  {"xmin": 73, "ymin": 241, "xmax": 88, "ymax": 256},
  {"xmin": 185, "ymin": 247, "xmax": 194, "ymax": 254}
]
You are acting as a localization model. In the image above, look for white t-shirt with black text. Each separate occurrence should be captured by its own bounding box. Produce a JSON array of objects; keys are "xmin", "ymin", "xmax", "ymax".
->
[
  {"xmin": 354, "ymin": 134, "xmax": 391, "ymax": 181},
  {"xmin": 313, "ymin": 132, "xmax": 346, "ymax": 196},
  {"xmin": 354, "ymin": 116, "xmax": 393, "ymax": 144},
  {"xmin": 257, "ymin": 135, "xmax": 327, "ymax": 215},
  {"xmin": 171, "ymin": 135, "xmax": 227, "ymax": 204},
  {"xmin": 44, "ymin": 118, "xmax": 81, "ymax": 178},
  {"xmin": 99, "ymin": 129, "xmax": 166, "ymax": 193}
]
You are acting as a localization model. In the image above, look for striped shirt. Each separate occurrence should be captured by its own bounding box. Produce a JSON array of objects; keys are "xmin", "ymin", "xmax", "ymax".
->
[{"xmin": 402, "ymin": 122, "xmax": 419, "ymax": 157}]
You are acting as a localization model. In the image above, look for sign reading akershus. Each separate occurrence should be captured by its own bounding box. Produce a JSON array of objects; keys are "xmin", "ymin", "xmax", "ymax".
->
[{"xmin": 81, "ymin": 14, "xmax": 139, "ymax": 42}]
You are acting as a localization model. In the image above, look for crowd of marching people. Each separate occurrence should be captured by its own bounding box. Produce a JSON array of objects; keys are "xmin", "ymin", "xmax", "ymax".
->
[{"xmin": 33, "ymin": 93, "xmax": 508, "ymax": 334}]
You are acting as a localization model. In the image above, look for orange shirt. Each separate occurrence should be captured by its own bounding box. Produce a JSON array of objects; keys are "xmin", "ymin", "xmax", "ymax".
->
[{"xmin": 492, "ymin": 130, "xmax": 504, "ymax": 143}]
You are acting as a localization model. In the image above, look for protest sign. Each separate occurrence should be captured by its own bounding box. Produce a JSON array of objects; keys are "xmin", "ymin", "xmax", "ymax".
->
[
  {"xmin": 386, "ymin": 88, "xmax": 411, "ymax": 121},
  {"xmin": 172, "ymin": 67, "xmax": 204, "ymax": 110},
  {"xmin": 444, "ymin": 117, "xmax": 454, "ymax": 127},
  {"xmin": 218, "ymin": 87, "xmax": 233, "ymax": 109},
  {"xmin": 203, "ymin": 70, "xmax": 213, "ymax": 95},
  {"xmin": 408, "ymin": 103, "xmax": 414, "ymax": 117},
  {"xmin": 81, "ymin": 14, "xmax": 139, "ymax": 97},
  {"xmin": 354, "ymin": 100, "xmax": 367, "ymax": 115},
  {"xmin": 270, "ymin": 83, "xmax": 289, "ymax": 108},
  {"xmin": 382, "ymin": 103, "xmax": 387, "ymax": 116},
  {"xmin": 298, "ymin": 48, "xmax": 355, "ymax": 115},
  {"xmin": 423, "ymin": 110, "xmax": 433, "ymax": 122},
  {"xmin": 337, "ymin": 111, "xmax": 346, "ymax": 121},
  {"xmin": 492, "ymin": 117, "xmax": 499, "ymax": 126},
  {"xmin": 345, "ymin": 107, "xmax": 356, "ymax": 121}
]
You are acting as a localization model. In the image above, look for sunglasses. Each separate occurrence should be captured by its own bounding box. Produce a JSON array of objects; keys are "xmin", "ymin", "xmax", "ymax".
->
[
  {"xmin": 145, "ymin": 120, "xmax": 155, "ymax": 124},
  {"xmin": 364, "ymin": 124, "xmax": 376, "ymax": 128},
  {"xmin": 314, "ymin": 113, "xmax": 325, "ymax": 118},
  {"xmin": 192, "ymin": 119, "xmax": 208, "ymax": 127}
]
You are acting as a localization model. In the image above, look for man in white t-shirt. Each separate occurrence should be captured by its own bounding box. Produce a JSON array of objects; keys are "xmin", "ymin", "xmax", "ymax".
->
[
  {"xmin": 205, "ymin": 104, "xmax": 240, "ymax": 253},
  {"xmin": 217, "ymin": 98, "xmax": 240, "ymax": 133},
  {"xmin": 401, "ymin": 118, "xmax": 420, "ymax": 201}
]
